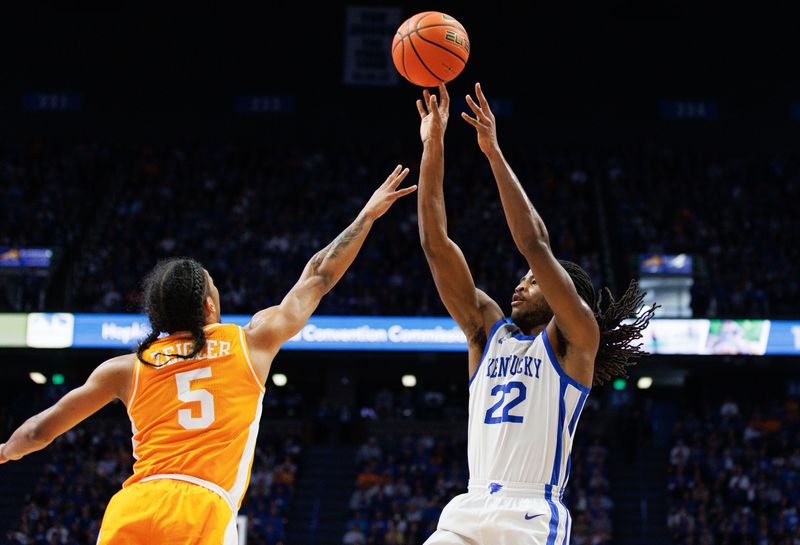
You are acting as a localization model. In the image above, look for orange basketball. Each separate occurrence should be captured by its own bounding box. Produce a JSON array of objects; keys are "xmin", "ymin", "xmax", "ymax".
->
[{"xmin": 391, "ymin": 11, "xmax": 470, "ymax": 87}]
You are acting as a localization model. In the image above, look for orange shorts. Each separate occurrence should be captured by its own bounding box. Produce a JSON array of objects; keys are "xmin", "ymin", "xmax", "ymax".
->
[{"xmin": 98, "ymin": 478, "xmax": 235, "ymax": 544}]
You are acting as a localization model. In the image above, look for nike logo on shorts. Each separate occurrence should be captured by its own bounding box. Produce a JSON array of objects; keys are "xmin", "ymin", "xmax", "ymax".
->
[{"xmin": 524, "ymin": 513, "xmax": 543, "ymax": 520}]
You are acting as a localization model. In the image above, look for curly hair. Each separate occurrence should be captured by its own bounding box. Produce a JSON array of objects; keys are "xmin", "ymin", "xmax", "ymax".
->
[
  {"xmin": 136, "ymin": 258, "xmax": 209, "ymax": 367},
  {"xmin": 559, "ymin": 260, "xmax": 659, "ymax": 385}
]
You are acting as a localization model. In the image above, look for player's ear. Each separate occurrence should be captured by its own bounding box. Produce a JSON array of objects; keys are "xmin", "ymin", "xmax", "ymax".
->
[{"xmin": 204, "ymin": 296, "xmax": 216, "ymax": 318}]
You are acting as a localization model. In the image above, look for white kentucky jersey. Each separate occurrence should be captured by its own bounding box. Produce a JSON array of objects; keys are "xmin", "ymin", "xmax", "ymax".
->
[{"xmin": 467, "ymin": 318, "xmax": 591, "ymax": 489}]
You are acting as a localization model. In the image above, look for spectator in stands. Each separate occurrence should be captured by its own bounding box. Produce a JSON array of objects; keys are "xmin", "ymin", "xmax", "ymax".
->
[
  {"xmin": 5, "ymin": 139, "xmax": 798, "ymax": 317},
  {"xmin": 667, "ymin": 396, "xmax": 800, "ymax": 544},
  {"xmin": 347, "ymin": 408, "xmax": 612, "ymax": 545},
  {"xmin": 4, "ymin": 411, "xmax": 304, "ymax": 545}
]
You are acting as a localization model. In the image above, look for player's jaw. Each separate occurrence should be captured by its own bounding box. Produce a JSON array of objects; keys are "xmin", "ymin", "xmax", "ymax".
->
[{"xmin": 510, "ymin": 293, "xmax": 553, "ymax": 331}]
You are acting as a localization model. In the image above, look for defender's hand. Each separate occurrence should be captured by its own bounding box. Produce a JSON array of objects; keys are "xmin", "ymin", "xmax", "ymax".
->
[{"xmin": 362, "ymin": 165, "xmax": 416, "ymax": 221}]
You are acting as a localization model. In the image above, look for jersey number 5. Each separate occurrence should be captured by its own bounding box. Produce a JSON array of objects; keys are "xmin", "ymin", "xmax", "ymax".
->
[
  {"xmin": 176, "ymin": 367, "xmax": 215, "ymax": 430},
  {"xmin": 484, "ymin": 381, "xmax": 527, "ymax": 424}
]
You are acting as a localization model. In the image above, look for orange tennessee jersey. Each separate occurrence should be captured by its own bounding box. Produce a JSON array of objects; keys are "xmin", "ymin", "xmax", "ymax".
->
[{"xmin": 123, "ymin": 323, "xmax": 265, "ymax": 509}]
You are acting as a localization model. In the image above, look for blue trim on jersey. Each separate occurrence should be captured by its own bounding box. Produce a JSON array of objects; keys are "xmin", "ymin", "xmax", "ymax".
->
[
  {"xmin": 542, "ymin": 328, "xmax": 591, "ymax": 394},
  {"xmin": 550, "ymin": 377, "xmax": 567, "ymax": 486},
  {"xmin": 563, "ymin": 390, "xmax": 588, "ymax": 488},
  {"xmin": 468, "ymin": 318, "xmax": 507, "ymax": 388},
  {"xmin": 562, "ymin": 505, "xmax": 571, "ymax": 545},
  {"xmin": 564, "ymin": 454, "xmax": 572, "ymax": 489},
  {"xmin": 545, "ymin": 484, "xmax": 560, "ymax": 545},
  {"xmin": 568, "ymin": 391, "xmax": 589, "ymax": 436}
]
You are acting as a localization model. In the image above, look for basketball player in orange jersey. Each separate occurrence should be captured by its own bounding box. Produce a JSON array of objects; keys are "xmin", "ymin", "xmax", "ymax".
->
[
  {"xmin": 0, "ymin": 165, "xmax": 416, "ymax": 544},
  {"xmin": 415, "ymin": 82, "xmax": 656, "ymax": 545}
]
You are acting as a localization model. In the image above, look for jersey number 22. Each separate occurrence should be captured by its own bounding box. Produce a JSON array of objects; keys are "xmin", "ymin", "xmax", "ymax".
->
[{"xmin": 484, "ymin": 381, "xmax": 527, "ymax": 424}]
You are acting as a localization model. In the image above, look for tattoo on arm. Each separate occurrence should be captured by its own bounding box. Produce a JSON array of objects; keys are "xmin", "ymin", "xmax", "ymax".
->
[
  {"xmin": 328, "ymin": 216, "xmax": 365, "ymax": 259},
  {"xmin": 309, "ymin": 251, "xmax": 325, "ymax": 275},
  {"xmin": 309, "ymin": 216, "xmax": 366, "ymax": 287}
]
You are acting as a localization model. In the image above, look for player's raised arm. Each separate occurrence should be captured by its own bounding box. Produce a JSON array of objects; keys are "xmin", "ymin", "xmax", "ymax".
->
[
  {"xmin": 461, "ymin": 82, "xmax": 599, "ymax": 359},
  {"xmin": 0, "ymin": 354, "xmax": 133, "ymax": 463},
  {"xmin": 244, "ymin": 165, "xmax": 416, "ymax": 368},
  {"xmin": 417, "ymin": 83, "xmax": 502, "ymax": 364}
]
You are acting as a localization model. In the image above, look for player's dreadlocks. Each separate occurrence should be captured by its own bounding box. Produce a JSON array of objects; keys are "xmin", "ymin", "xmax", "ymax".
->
[
  {"xmin": 136, "ymin": 258, "xmax": 209, "ymax": 367},
  {"xmin": 559, "ymin": 260, "xmax": 658, "ymax": 385}
]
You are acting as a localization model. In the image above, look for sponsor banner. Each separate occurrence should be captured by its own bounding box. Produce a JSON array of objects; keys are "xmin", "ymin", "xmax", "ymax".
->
[
  {"xmin": 705, "ymin": 319, "xmax": 770, "ymax": 356},
  {"xmin": 0, "ymin": 248, "xmax": 53, "ymax": 268},
  {"xmin": 72, "ymin": 314, "xmax": 155, "ymax": 349},
  {"xmin": 0, "ymin": 314, "xmax": 27, "ymax": 347},
  {"xmin": 71, "ymin": 314, "xmax": 466, "ymax": 351},
  {"xmin": 640, "ymin": 254, "xmax": 692, "ymax": 275},
  {"xmin": 635, "ymin": 318, "xmax": 772, "ymax": 356},
  {"xmin": 766, "ymin": 321, "xmax": 800, "ymax": 355},
  {"xmin": 26, "ymin": 313, "xmax": 74, "ymax": 348},
  {"xmin": 283, "ymin": 316, "xmax": 467, "ymax": 351},
  {"xmin": 3, "ymin": 314, "xmax": 800, "ymax": 355},
  {"xmin": 638, "ymin": 318, "xmax": 710, "ymax": 355}
]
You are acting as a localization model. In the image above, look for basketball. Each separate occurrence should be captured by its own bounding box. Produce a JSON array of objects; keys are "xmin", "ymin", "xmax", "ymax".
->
[{"xmin": 391, "ymin": 11, "xmax": 470, "ymax": 87}]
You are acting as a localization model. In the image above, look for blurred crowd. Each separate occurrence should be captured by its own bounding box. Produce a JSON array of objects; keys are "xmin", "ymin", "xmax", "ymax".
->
[
  {"xmin": 2, "ymin": 413, "xmax": 303, "ymax": 545},
  {"xmin": 606, "ymin": 148, "xmax": 799, "ymax": 318},
  {"xmin": 666, "ymin": 396, "xmax": 800, "ymax": 544},
  {"xmin": 342, "ymin": 410, "xmax": 613, "ymax": 545},
  {"xmin": 2, "ymin": 418, "xmax": 129, "ymax": 545},
  {"xmin": 563, "ymin": 435, "xmax": 615, "ymax": 545},
  {"xmin": 3, "ymin": 136, "xmax": 610, "ymax": 316},
  {"xmin": 343, "ymin": 433, "xmax": 469, "ymax": 545},
  {"xmin": 4, "ymin": 137, "xmax": 798, "ymax": 317}
]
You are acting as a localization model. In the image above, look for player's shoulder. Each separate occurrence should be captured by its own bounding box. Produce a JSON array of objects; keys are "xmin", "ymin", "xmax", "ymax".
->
[
  {"xmin": 93, "ymin": 353, "xmax": 137, "ymax": 398},
  {"xmin": 474, "ymin": 289, "xmax": 505, "ymax": 341},
  {"xmin": 105, "ymin": 352, "xmax": 137, "ymax": 371},
  {"xmin": 476, "ymin": 290, "xmax": 503, "ymax": 320}
]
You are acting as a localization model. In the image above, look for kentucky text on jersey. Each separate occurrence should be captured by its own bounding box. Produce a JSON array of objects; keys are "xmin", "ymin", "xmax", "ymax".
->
[{"xmin": 485, "ymin": 355, "xmax": 541, "ymax": 379}]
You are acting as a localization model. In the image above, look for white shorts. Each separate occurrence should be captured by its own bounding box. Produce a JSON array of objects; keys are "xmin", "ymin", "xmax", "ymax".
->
[{"xmin": 424, "ymin": 480, "xmax": 572, "ymax": 545}]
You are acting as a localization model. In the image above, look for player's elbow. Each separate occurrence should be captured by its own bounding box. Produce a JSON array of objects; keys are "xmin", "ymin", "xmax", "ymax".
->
[
  {"xmin": 521, "ymin": 216, "xmax": 551, "ymax": 248},
  {"xmin": 419, "ymin": 235, "xmax": 436, "ymax": 256},
  {"xmin": 519, "ymin": 234, "xmax": 551, "ymax": 259},
  {"xmin": 24, "ymin": 417, "xmax": 53, "ymax": 447},
  {"xmin": 24, "ymin": 426, "xmax": 43, "ymax": 443},
  {"xmin": 419, "ymin": 232, "xmax": 449, "ymax": 257},
  {"xmin": 310, "ymin": 270, "xmax": 335, "ymax": 296}
]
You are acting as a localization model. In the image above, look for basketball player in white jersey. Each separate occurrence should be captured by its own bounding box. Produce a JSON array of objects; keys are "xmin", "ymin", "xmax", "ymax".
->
[{"xmin": 415, "ymin": 82, "xmax": 656, "ymax": 545}]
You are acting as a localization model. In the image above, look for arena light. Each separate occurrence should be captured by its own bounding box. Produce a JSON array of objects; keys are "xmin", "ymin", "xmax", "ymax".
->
[
  {"xmin": 29, "ymin": 372, "xmax": 47, "ymax": 385},
  {"xmin": 612, "ymin": 378, "xmax": 626, "ymax": 391},
  {"xmin": 401, "ymin": 374, "xmax": 417, "ymax": 388},
  {"xmin": 272, "ymin": 373, "xmax": 288, "ymax": 387},
  {"xmin": 52, "ymin": 373, "xmax": 65, "ymax": 385},
  {"xmin": 637, "ymin": 376, "xmax": 653, "ymax": 390}
]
